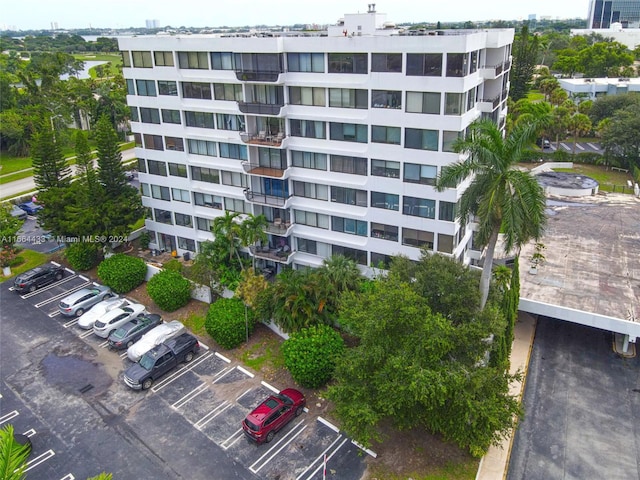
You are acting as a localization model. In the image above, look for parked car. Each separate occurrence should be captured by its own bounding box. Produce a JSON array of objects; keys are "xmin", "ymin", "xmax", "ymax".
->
[
  {"xmin": 542, "ymin": 139, "xmax": 551, "ymax": 149},
  {"xmin": 127, "ymin": 320, "xmax": 185, "ymax": 362},
  {"xmin": 13, "ymin": 265, "xmax": 65, "ymax": 293},
  {"xmin": 77, "ymin": 297, "xmax": 127, "ymax": 330},
  {"xmin": 58, "ymin": 285, "xmax": 113, "ymax": 317},
  {"xmin": 108, "ymin": 313, "xmax": 163, "ymax": 350},
  {"xmin": 124, "ymin": 171, "xmax": 136, "ymax": 181},
  {"xmin": 18, "ymin": 202, "xmax": 43, "ymax": 215},
  {"xmin": 123, "ymin": 333, "xmax": 200, "ymax": 390},
  {"xmin": 242, "ymin": 388, "xmax": 306, "ymax": 444},
  {"xmin": 93, "ymin": 303, "xmax": 147, "ymax": 338},
  {"xmin": 10, "ymin": 205, "xmax": 27, "ymax": 220}
]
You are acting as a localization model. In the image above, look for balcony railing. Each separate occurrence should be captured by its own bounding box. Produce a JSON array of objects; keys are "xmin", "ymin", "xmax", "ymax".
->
[
  {"xmin": 250, "ymin": 245, "xmax": 294, "ymax": 263},
  {"xmin": 238, "ymin": 102, "xmax": 283, "ymax": 115},
  {"xmin": 479, "ymin": 95, "xmax": 501, "ymax": 109},
  {"xmin": 244, "ymin": 190, "xmax": 290, "ymax": 207},
  {"xmin": 239, "ymin": 131, "xmax": 286, "ymax": 147},
  {"xmin": 265, "ymin": 219, "xmax": 292, "ymax": 235},
  {"xmin": 241, "ymin": 162, "xmax": 287, "ymax": 178},
  {"xmin": 235, "ymin": 70, "xmax": 282, "ymax": 82}
]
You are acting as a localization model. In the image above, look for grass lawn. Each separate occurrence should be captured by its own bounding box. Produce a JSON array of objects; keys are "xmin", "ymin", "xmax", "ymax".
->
[
  {"xmin": 553, "ymin": 163, "xmax": 634, "ymax": 191},
  {"xmin": 239, "ymin": 334, "xmax": 285, "ymax": 372},
  {"xmin": 526, "ymin": 90, "xmax": 545, "ymax": 102},
  {"xmin": 181, "ymin": 313, "xmax": 207, "ymax": 336},
  {"xmin": 0, "ymin": 249, "xmax": 49, "ymax": 284},
  {"xmin": 0, "ymin": 153, "xmax": 32, "ymax": 176},
  {"xmin": 368, "ymin": 461, "xmax": 478, "ymax": 480},
  {"xmin": 74, "ymin": 53, "xmax": 122, "ymax": 78}
]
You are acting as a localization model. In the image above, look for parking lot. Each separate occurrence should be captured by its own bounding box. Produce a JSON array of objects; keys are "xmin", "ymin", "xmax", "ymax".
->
[{"xmin": 1, "ymin": 262, "xmax": 368, "ymax": 479}]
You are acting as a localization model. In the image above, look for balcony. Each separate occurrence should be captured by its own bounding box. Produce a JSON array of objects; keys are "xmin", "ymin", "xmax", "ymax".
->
[
  {"xmin": 239, "ymin": 131, "xmax": 286, "ymax": 147},
  {"xmin": 250, "ymin": 245, "xmax": 294, "ymax": 264},
  {"xmin": 477, "ymin": 95, "xmax": 501, "ymax": 112},
  {"xmin": 244, "ymin": 189, "xmax": 290, "ymax": 207},
  {"xmin": 479, "ymin": 60, "xmax": 510, "ymax": 80},
  {"xmin": 238, "ymin": 102, "xmax": 283, "ymax": 115},
  {"xmin": 265, "ymin": 218, "xmax": 292, "ymax": 235},
  {"xmin": 235, "ymin": 70, "xmax": 282, "ymax": 82},
  {"xmin": 241, "ymin": 162, "xmax": 288, "ymax": 178}
]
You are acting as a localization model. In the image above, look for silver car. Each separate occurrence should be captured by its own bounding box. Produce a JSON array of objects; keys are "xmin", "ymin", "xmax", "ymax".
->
[
  {"xmin": 93, "ymin": 303, "xmax": 147, "ymax": 338},
  {"xmin": 59, "ymin": 285, "xmax": 113, "ymax": 317},
  {"xmin": 127, "ymin": 320, "xmax": 185, "ymax": 362}
]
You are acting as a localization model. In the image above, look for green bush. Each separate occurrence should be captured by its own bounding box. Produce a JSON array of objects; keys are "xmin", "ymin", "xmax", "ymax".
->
[
  {"xmin": 162, "ymin": 258, "xmax": 183, "ymax": 273},
  {"xmin": 139, "ymin": 231, "xmax": 151, "ymax": 250},
  {"xmin": 282, "ymin": 324, "xmax": 345, "ymax": 388},
  {"xmin": 147, "ymin": 269, "xmax": 192, "ymax": 312},
  {"xmin": 97, "ymin": 253, "xmax": 146, "ymax": 293},
  {"xmin": 205, "ymin": 297, "xmax": 255, "ymax": 349},
  {"xmin": 65, "ymin": 242, "xmax": 99, "ymax": 271},
  {"xmin": 9, "ymin": 256, "xmax": 24, "ymax": 267}
]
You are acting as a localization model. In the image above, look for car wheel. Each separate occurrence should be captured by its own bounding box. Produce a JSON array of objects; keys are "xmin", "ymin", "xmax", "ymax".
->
[
  {"xmin": 75, "ymin": 308, "xmax": 84, "ymax": 317},
  {"xmin": 295, "ymin": 406, "xmax": 303, "ymax": 417},
  {"xmin": 266, "ymin": 431, "xmax": 275, "ymax": 443},
  {"xmin": 142, "ymin": 378, "xmax": 153, "ymax": 390},
  {"xmin": 28, "ymin": 285, "xmax": 36, "ymax": 293},
  {"xmin": 55, "ymin": 272, "xmax": 63, "ymax": 281},
  {"xmin": 185, "ymin": 351, "xmax": 194, "ymax": 363},
  {"xmin": 126, "ymin": 341, "xmax": 134, "ymax": 348}
]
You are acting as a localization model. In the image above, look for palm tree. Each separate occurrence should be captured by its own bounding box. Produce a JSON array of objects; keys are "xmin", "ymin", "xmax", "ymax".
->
[
  {"xmin": 0, "ymin": 425, "xmax": 29, "ymax": 480},
  {"xmin": 568, "ymin": 113, "xmax": 592, "ymax": 154},
  {"xmin": 238, "ymin": 214, "xmax": 268, "ymax": 269},
  {"xmin": 212, "ymin": 211, "xmax": 243, "ymax": 268},
  {"xmin": 317, "ymin": 255, "xmax": 362, "ymax": 317},
  {"xmin": 435, "ymin": 119, "xmax": 547, "ymax": 309}
]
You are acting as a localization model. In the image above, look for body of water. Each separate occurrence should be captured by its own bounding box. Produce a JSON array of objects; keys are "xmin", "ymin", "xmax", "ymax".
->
[{"xmin": 61, "ymin": 60, "xmax": 109, "ymax": 80}]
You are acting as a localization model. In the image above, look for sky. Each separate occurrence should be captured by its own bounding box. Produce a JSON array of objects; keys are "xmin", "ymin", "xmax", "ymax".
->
[{"xmin": 2, "ymin": 0, "xmax": 590, "ymax": 31}]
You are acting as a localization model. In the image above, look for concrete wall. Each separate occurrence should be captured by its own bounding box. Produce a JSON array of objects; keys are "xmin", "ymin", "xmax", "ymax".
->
[{"xmin": 145, "ymin": 263, "xmax": 212, "ymax": 303}]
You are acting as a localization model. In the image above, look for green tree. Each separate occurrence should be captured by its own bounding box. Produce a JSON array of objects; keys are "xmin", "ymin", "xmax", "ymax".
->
[
  {"xmin": 510, "ymin": 23, "xmax": 539, "ymax": 101},
  {"xmin": 588, "ymin": 93, "xmax": 640, "ymax": 125},
  {"xmin": 238, "ymin": 213, "xmax": 268, "ymax": 268},
  {"xmin": 74, "ymin": 129, "xmax": 97, "ymax": 190},
  {"xmin": 0, "ymin": 424, "xmax": 29, "ymax": 480},
  {"xmin": 578, "ymin": 42, "xmax": 634, "ymax": 78},
  {"xmin": 600, "ymin": 106, "xmax": 640, "ymax": 171},
  {"xmin": 316, "ymin": 255, "xmax": 362, "ymax": 317},
  {"xmin": 0, "ymin": 204, "xmax": 24, "ymax": 250},
  {"xmin": 95, "ymin": 115, "xmax": 128, "ymax": 196},
  {"xmin": 31, "ymin": 118, "xmax": 71, "ymax": 190},
  {"xmin": 435, "ymin": 119, "xmax": 547, "ymax": 309},
  {"xmin": 567, "ymin": 113, "xmax": 592, "ymax": 154},
  {"xmin": 212, "ymin": 211, "xmax": 243, "ymax": 267}
]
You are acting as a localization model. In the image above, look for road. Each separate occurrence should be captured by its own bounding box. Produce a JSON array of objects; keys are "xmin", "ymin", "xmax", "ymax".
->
[{"xmin": 0, "ymin": 148, "xmax": 137, "ymax": 200}]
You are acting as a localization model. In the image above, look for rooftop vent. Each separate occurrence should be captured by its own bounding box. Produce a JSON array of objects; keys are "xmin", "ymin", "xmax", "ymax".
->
[{"xmin": 368, "ymin": 3, "xmax": 376, "ymax": 13}]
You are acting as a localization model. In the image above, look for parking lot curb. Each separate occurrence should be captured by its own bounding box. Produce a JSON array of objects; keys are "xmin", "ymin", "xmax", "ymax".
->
[
  {"xmin": 261, "ymin": 380, "xmax": 279, "ymax": 394},
  {"xmin": 237, "ymin": 366, "xmax": 255, "ymax": 378},
  {"xmin": 351, "ymin": 439, "xmax": 377, "ymax": 458},
  {"xmin": 214, "ymin": 351, "xmax": 231, "ymax": 363},
  {"xmin": 317, "ymin": 416, "xmax": 340, "ymax": 433}
]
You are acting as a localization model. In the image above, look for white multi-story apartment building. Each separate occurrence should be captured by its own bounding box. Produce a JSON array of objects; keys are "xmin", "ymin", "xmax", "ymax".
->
[{"xmin": 118, "ymin": 7, "xmax": 513, "ymax": 274}]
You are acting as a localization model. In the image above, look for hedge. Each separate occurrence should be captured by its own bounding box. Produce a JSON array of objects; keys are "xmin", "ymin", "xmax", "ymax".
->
[
  {"xmin": 65, "ymin": 242, "xmax": 99, "ymax": 271},
  {"xmin": 97, "ymin": 254, "xmax": 146, "ymax": 293},
  {"xmin": 205, "ymin": 297, "xmax": 255, "ymax": 349},
  {"xmin": 147, "ymin": 269, "xmax": 191, "ymax": 312}
]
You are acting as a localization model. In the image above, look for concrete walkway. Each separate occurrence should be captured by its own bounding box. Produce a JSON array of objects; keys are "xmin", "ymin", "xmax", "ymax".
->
[{"xmin": 475, "ymin": 312, "xmax": 537, "ymax": 480}]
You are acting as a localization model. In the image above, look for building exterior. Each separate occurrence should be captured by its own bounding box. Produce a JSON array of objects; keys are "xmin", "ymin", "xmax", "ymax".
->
[
  {"xmin": 559, "ymin": 76, "xmax": 640, "ymax": 100},
  {"xmin": 145, "ymin": 19, "xmax": 160, "ymax": 29},
  {"xmin": 571, "ymin": 22, "xmax": 640, "ymax": 49},
  {"xmin": 587, "ymin": 0, "xmax": 640, "ymax": 28},
  {"xmin": 118, "ymin": 8, "xmax": 513, "ymax": 275}
]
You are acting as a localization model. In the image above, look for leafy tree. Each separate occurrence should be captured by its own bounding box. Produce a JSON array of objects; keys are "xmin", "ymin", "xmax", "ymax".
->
[
  {"xmin": 510, "ymin": 23, "xmax": 539, "ymax": 101},
  {"xmin": 316, "ymin": 255, "xmax": 362, "ymax": 317},
  {"xmin": 0, "ymin": 204, "xmax": 24, "ymax": 250},
  {"xmin": 64, "ymin": 242, "xmax": 99, "ymax": 271},
  {"xmin": 578, "ymin": 42, "xmax": 634, "ymax": 78},
  {"xmin": 205, "ymin": 297, "xmax": 255, "ymax": 349},
  {"xmin": 31, "ymin": 118, "xmax": 71, "ymax": 190},
  {"xmin": 0, "ymin": 424, "xmax": 29, "ymax": 480},
  {"xmin": 147, "ymin": 269, "xmax": 192, "ymax": 312},
  {"xmin": 212, "ymin": 211, "xmax": 243, "ymax": 267},
  {"xmin": 238, "ymin": 213, "xmax": 268, "ymax": 268},
  {"xmin": 235, "ymin": 267, "xmax": 268, "ymax": 309},
  {"xmin": 95, "ymin": 115, "xmax": 128, "ymax": 196},
  {"xmin": 588, "ymin": 93, "xmax": 640, "ymax": 125},
  {"xmin": 600, "ymin": 106, "xmax": 640, "ymax": 171},
  {"xmin": 74, "ymin": 129, "xmax": 98, "ymax": 189},
  {"xmin": 436, "ymin": 119, "xmax": 547, "ymax": 309},
  {"xmin": 97, "ymin": 254, "xmax": 146, "ymax": 293},
  {"xmin": 567, "ymin": 113, "xmax": 592, "ymax": 154}
]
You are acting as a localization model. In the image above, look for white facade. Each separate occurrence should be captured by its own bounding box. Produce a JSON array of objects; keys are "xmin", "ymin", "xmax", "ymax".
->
[
  {"xmin": 118, "ymin": 17, "xmax": 513, "ymax": 274},
  {"xmin": 559, "ymin": 76, "xmax": 640, "ymax": 100}
]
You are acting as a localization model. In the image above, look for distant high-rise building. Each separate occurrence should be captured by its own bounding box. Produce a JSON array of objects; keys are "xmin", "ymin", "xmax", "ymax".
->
[
  {"xmin": 587, "ymin": 0, "xmax": 640, "ymax": 28},
  {"xmin": 51, "ymin": 21, "xmax": 59, "ymax": 30},
  {"xmin": 145, "ymin": 19, "xmax": 160, "ymax": 29},
  {"xmin": 528, "ymin": 14, "xmax": 537, "ymax": 21}
]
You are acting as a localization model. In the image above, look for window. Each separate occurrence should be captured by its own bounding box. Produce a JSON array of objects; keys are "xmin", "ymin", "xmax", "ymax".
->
[
  {"xmin": 140, "ymin": 107, "xmax": 160, "ymax": 124},
  {"xmin": 467, "ymin": 86, "xmax": 476, "ymax": 111},
  {"xmin": 196, "ymin": 217, "xmax": 213, "ymax": 231},
  {"xmin": 184, "ymin": 111, "xmax": 215, "ymax": 129},
  {"xmin": 445, "ymin": 92, "xmax": 464, "ymax": 115},
  {"xmin": 129, "ymin": 106, "xmax": 139, "ymax": 122},
  {"xmin": 137, "ymin": 158, "xmax": 147, "ymax": 173},
  {"xmin": 403, "ymin": 196, "xmax": 436, "ymax": 218},
  {"xmin": 439, "ymin": 201, "xmax": 456, "ymax": 222},
  {"xmin": 438, "ymin": 234, "xmax": 455, "ymax": 254},
  {"xmin": 132, "ymin": 51, "xmax": 153, "ymax": 68},
  {"xmin": 168, "ymin": 162, "xmax": 187, "ymax": 177},
  {"xmin": 297, "ymin": 238, "xmax": 317, "ymax": 254},
  {"xmin": 233, "ymin": 53, "xmax": 283, "ymax": 74},
  {"xmin": 404, "ymin": 163, "xmax": 437, "ymax": 185},
  {"xmin": 446, "ymin": 53, "xmax": 468, "ymax": 77},
  {"xmin": 371, "ymin": 222, "xmax": 398, "ymax": 241},
  {"xmin": 216, "ymin": 114, "xmax": 245, "ymax": 131},
  {"xmin": 133, "ymin": 133, "xmax": 142, "ymax": 148},
  {"xmin": 290, "ymin": 120, "xmax": 326, "ymax": 139},
  {"xmin": 406, "ymin": 53, "xmax": 442, "ymax": 76},
  {"xmin": 328, "ymin": 88, "xmax": 367, "ymax": 109},
  {"xmin": 136, "ymin": 79, "xmax": 156, "ymax": 96},
  {"xmin": 178, "ymin": 51, "xmax": 209, "ymax": 69},
  {"xmin": 126, "ymin": 79, "xmax": 135, "ymax": 95},
  {"xmin": 188, "ymin": 139, "xmax": 217, "ymax": 157},
  {"xmin": 191, "ymin": 166, "xmax": 220, "ymax": 184},
  {"xmin": 442, "ymin": 131, "xmax": 461, "ymax": 152},
  {"xmin": 470, "ymin": 51, "xmax": 478, "ymax": 74},
  {"xmin": 331, "ymin": 187, "xmax": 367, "ymax": 206},
  {"xmin": 221, "ymin": 170, "xmax": 248, "ymax": 188},
  {"xmin": 154, "ymin": 209, "xmax": 173, "ymax": 224},
  {"xmin": 194, "ymin": 193, "xmax": 223, "ymax": 209},
  {"xmin": 181, "ymin": 82, "xmax": 212, "ymax": 100},
  {"xmin": 164, "ymin": 136, "xmax": 183, "ymax": 153},
  {"xmin": 210, "ymin": 52, "xmax": 235, "ymax": 70},
  {"xmin": 294, "ymin": 210, "xmax": 329, "ymax": 229},
  {"xmin": 371, "ymin": 125, "xmax": 401, "ymax": 145},
  {"xmin": 406, "ymin": 91, "xmax": 441, "ymax": 114},
  {"xmin": 214, "ymin": 83, "xmax": 243, "ymax": 101},
  {"xmin": 154, "ymin": 51, "xmax": 174, "ymax": 66},
  {"xmin": 293, "ymin": 181, "xmax": 328, "ymax": 200},
  {"xmin": 147, "ymin": 160, "xmax": 167, "ymax": 176},
  {"xmin": 332, "ymin": 216, "xmax": 367, "ymax": 236},
  {"xmin": 121, "ymin": 51, "xmax": 131, "ymax": 68},
  {"xmin": 371, "ymin": 252, "xmax": 394, "ymax": 268},
  {"xmin": 331, "ymin": 245, "xmax": 367, "ymax": 265},
  {"xmin": 288, "ymin": 87, "xmax": 325, "ymax": 106},
  {"xmin": 371, "ymin": 53, "xmax": 402, "ymax": 72},
  {"xmin": 161, "ymin": 109, "xmax": 181, "ymax": 124},
  {"xmin": 405, "ymin": 128, "xmax": 438, "ymax": 151},
  {"xmin": 257, "ymin": 147, "xmax": 287, "ymax": 169},
  {"xmin": 371, "ymin": 159, "xmax": 400, "ymax": 178},
  {"xmin": 402, "ymin": 228, "xmax": 434, "ymax": 249},
  {"xmin": 287, "ymin": 53, "xmax": 324, "ymax": 72},
  {"xmin": 291, "ymin": 151, "xmax": 327, "ymax": 170},
  {"xmin": 328, "ymin": 53, "xmax": 368, "ymax": 74},
  {"xmin": 151, "ymin": 185, "xmax": 170, "ymax": 200},
  {"xmin": 371, "ymin": 90, "xmax": 401, "ymax": 109},
  {"xmin": 143, "ymin": 134, "xmax": 163, "ymax": 151},
  {"xmin": 219, "ymin": 142, "xmax": 247, "ymax": 160},
  {"xmin": 158, "ymin": 80, "xmax": 178, "ymax": 96},
  {"xmin": 329, "ymin": 122, "xmax": 367, "ymax": 143},
  {"xmin": 140, "ymin": 183, "xmax": 149, "ymax": 196},
  {"xmin": 175, "ymin": 212, "xmax": 192, "ymax": 226},
  {"xmin": 178, "ymin": 237, "xmax": 196, "ymax": 251},
  {"xmin": 330, "ymin": 155, "xmax": 367, "ymax": 175},
  {"xmin": 172, "ymin": 189, "xmax": 191, "ymax": 204},
  {"xmin": 224, "ymin": 197, "xmax": 247, "ymax": 213},
  {"xmin": 371, "ymin": 191, "xmax": 399, "ymax": 210}
]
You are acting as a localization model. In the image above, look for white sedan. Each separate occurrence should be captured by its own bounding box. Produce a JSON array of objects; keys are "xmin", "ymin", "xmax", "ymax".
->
[
  {"xmin": 93, "ymin": 303, "xmax": 147, "ymax": 338},
  {"xmin": 77, "ymin": 297, "xmax": 127, "ymax": 330},
  {"xmin": 127, "ymin": 320, "xmax": 185, "ymax": 362}
]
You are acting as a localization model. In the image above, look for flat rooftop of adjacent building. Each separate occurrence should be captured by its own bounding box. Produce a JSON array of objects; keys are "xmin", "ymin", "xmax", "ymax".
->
[{"xmin": 518, "ymin": 193, "xmax": 640, "ymax": 323}]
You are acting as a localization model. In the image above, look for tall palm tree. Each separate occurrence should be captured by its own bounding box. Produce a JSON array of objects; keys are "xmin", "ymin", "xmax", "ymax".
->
[
  {"xmin": 568, "ymin": 113, "xmax": 592, "ymax": 154},
  {"xmin": 435, "ymin": 119, "xmax": 547, "ymax": 309},
  {"xmin": 212, "ymin": 211, "xmax": 243, "ymax": 268},
  {"xmin": 238, "ymin": 214, "xmax": 268, "ymax": 269},
  {"xmin": 0, "ymin": 425, "xmax": 29, "ymax": 480}
]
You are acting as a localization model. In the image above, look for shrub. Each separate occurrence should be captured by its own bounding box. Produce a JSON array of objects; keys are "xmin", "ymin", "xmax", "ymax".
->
[
  {"xmin": 65, "ymin": 242, "xmax": 99, "ymax": 271},
  {"xmin": 139, "ymin": 231, "xmax": 151, "ymax": 250},
  {"xmin": 282, "ymin": 324, "xmax": 345, "ymax": 388},
  {"xmin": 162, "ymin": 258, "xmax": 183, "ymax": 273},
  {"xmin": 147, "ymin": 269, "xmax": 192, "ymax": 312},
  {"xmin": 97, "ymin": 253, "xmax": 146, "ymax": 293},
  {"xmin": 205, "ymin": 297, "xmax": 255, "ymax": 349}
]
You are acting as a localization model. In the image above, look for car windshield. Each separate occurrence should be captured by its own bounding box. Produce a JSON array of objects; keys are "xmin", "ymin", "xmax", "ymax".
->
[
  {"xmin": 112, "ymin": 328, "xmax": 126, "ymax": 339},
  {"xmin": 139, "ymin": 354, "xmax": 154, "ymax": 370},
  {"xmin": 277, "ymin": 393, "xmax": 293, "ymax": 405}
]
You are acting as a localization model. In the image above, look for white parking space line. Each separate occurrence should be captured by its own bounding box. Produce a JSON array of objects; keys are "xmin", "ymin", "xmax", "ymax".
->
[
  {"xmin": 317, "ymin": 416, "xmax": 340, "ymax": 433},
  {"xmin": 48, "ymin": 310, "xmax": 61, "ymax": 318},
  {"xmin": 194, "ymin": 400, "xmax": 231, "ymax": 430},
  {"xmin": 214, "ymin": 351, "xmax": 231, "ymax": 363},
  {"xmin": 0, "ymin": 410, "xmax": 19, "ymax": 424},
  {"xmin": 79, "ymin": 330, "xmax": 94, "ymax": 339},
  {"xmin": 221, "ymin": 428, "xmax": 244, "ymax": 450},
  {"xmin": 23, "ymin": 428, "xmax": 36, "ymax": 437},
  {"xmin": 172, "ymin": 383, "xmax": 208, "ymax": 409},
  {"xmin": 587, "ymin": 142, "xmax": 599, "ymax": 150},
  {"xmin": 560, "ymin": 142, "xmax": 571, "ymax": 151},
  {"xmin": 297, "ymin": 435, "xmax": 347, "ymax": 480},
  {"xmin": 98, "ymin": 340, "xmax": 109, "ymax": 348},
  {"xmin": 250, "ymin": 419, "xmax": 307, "ymax": 474},
  {"xmin": 8, "ymin": 287, "xmax": 15, "ymax": 291},
  {"xmin": 575, "ymin": 143, "xmax": 585, "ymax": 150},
  {"xmin": 119, "ymin": 351, "xmax": 128, "ymax": 358},
  {"xmin": 212, "ymin": 366, "xmax": 239, "ymax": 384},
  {"xmin": 236, "ymin": 366, "xmax": 255, "ymax": 378},
  {"xmin": 59, "ymin": 474, "xmax": 75, "ymax": 480},
  {"xmin": 20, "ymin": 275, "xmax": 80, "ymax": 299},
  {"xmin": 236, "ymin": 388, "xmax": 253, "ymax": 402},
  {"xmin": 64, "ymin": 268, "xmax": 75, "ymax": 274},
  {"xmin": 63, "ymin": 318, "xmax": 79, "ymax": 328},
  {"xmin": 51, "ymin": 261, "xmax": 61, "ymax": 267},
  {"xmin": 151, "ymin": 352, "xmax": 213, "ymax": 392},
  {"xmin": 261, "ymin": 380, "xmax": 280, "ymax": 394},
  {"xmin": 33, "ymin": 281, "xmax": 91, "ymax": 307},
  {"xmin": 24, "ymin": 449, "xmax": 55, "ymax": 472}
]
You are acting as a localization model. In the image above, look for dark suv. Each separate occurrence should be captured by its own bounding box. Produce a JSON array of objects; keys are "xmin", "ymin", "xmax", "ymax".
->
[
  {"xmin": 13, "ymin": 265, "xmax": 65, "ymax": 293},
  {"xmin": 242, "ymin": 388, "xmax": 306, "ymax": 444}
]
